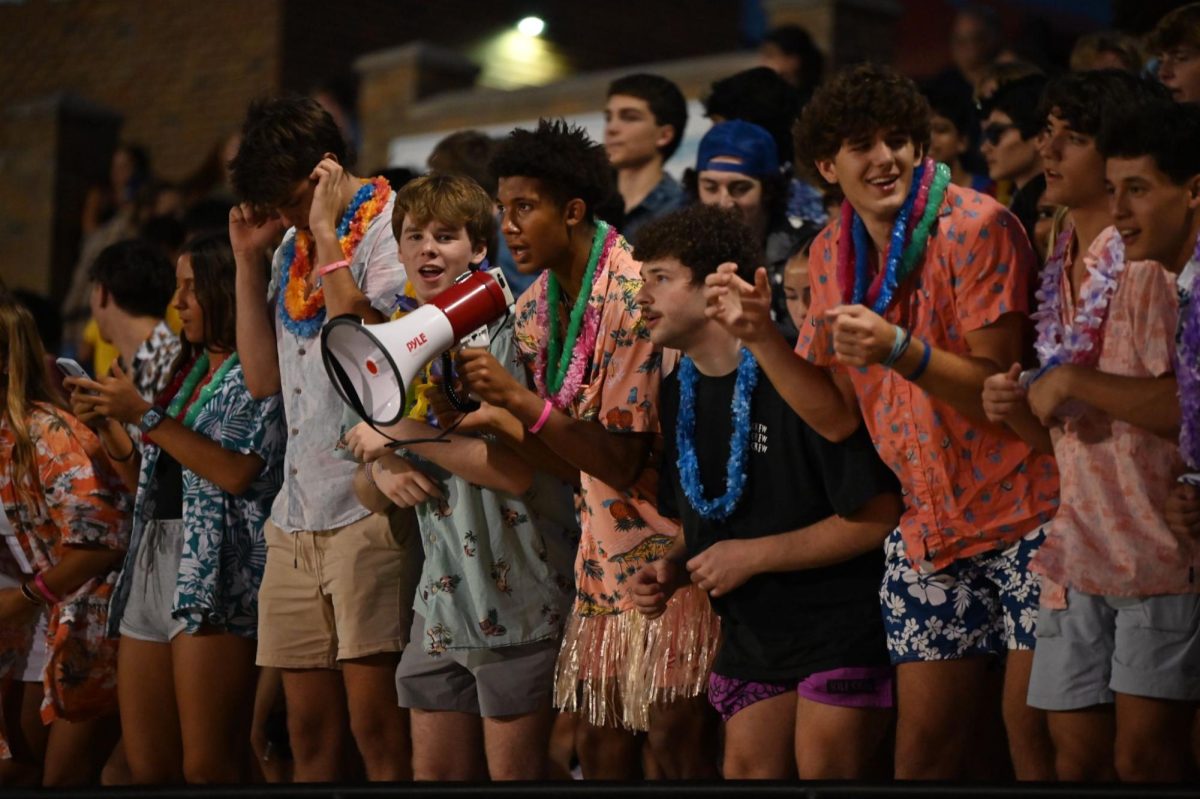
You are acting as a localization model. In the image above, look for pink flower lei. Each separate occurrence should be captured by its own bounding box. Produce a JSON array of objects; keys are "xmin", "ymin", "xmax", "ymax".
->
[
  {"xmin": 1177, "ymin": 239, "xmax": 1200, "ymax": 472},
  {"xmin": 531, "ymin": 229, "xmax": 619, "ymax": 409},
  {"xmin": 1031, "ymin": 225, "xmax": 1127, "ymax": 370}
]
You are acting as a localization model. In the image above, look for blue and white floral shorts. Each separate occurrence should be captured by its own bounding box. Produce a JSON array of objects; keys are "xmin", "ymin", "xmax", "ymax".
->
[{"xmin": 879, "ymin": 525, "xmax": 1046, "ymax": 664}]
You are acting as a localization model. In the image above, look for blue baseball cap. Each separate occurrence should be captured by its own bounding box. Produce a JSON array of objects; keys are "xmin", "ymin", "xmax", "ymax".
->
[{"xmin": 696, "ymin": 120, "xmax": 780, "ymax": 177}]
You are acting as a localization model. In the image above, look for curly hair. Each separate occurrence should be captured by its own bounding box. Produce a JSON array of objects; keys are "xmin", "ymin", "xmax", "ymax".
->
[
  {"xmin": 229, "ymin": 94, "xmax": 346, "ymax": 208},
  {"xmin": 794, "ymin": 64, "xmax": 931, "ymax": 184},
  {"xmin": 490, "ymin": 119, "xmax": 616, "ymax": 221},
  {"xmin": 633, "ymin": 204, "xmax": 762, "ymax": 286}
]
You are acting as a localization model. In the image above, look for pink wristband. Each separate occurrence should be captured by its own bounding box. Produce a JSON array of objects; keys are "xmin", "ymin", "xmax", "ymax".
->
[
  {"xmin": 528, "ymin": 399, "xmax": 553, "ymax": 434},
  {"xmin": 33, "ymin": 573, "xmax": 61, "ymax": 605},
  {"xmin": 317, "ymin": 259, "xmax": 350, "ymax": 277}
]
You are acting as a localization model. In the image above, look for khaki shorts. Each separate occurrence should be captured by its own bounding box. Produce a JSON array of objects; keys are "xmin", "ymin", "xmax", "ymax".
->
[{"xmin": 256, "ymin": 509, "xmax": 422, "ymax": 669}]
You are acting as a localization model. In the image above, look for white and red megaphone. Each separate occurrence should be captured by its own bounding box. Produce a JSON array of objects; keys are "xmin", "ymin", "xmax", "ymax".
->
[{"xmin": 321, "ymin": 267, "xmax": 513, "ymax": 426}]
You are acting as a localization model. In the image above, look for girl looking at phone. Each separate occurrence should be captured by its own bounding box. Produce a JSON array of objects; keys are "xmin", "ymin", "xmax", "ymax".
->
[{"xmin": 66, "ymin": 233, "xmax": 285, "ymax": 784}]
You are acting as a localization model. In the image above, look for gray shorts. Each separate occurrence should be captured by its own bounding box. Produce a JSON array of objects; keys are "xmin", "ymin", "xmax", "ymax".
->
[
  {"xmin": 395, "ymin": 613, "xmax": 559, "ymax": 718},
  {"xmin": 1027, "ymin": 590, "xmax": 1200, "ymax": 710},
  {"xmin": 118, "ymin": 518, "xmax": 187, "ymax": 644}
]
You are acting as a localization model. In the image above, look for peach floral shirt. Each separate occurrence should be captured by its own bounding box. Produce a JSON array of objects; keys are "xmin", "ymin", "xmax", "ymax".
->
[
  {"xmin": 799, "ymin": 185, "xmax": 1060, "ymax": 572},
  {"xmin": 514, "ymin": 238, "xmax": 681, "ymax": 616},
  {"xmin": 1031, "ymin": 227, "xmax": 1195, "ymax": 600}
]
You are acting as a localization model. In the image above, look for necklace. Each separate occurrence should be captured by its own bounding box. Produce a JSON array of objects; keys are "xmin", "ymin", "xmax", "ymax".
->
[
  {"xmin": 534, "ymin": 222, "xmax": 615, "ymax": 408},
  {"xmin": 165, "ymin": 352, "xmax": 240, "ymax": 429},
  {"xmin": 837, "ymin": 159, "xmax": 952, "ymax": 314},
  {"xmin": 675, "ymin": 348, "xmax": 759, "ymax": 521},
  {"xmin": 277, "ymin": 177, "xmax": 391, "ymax": 338},
  {"xmin": 1032, "ymin": 226, "xmax": 1127, "ymax": 370}
]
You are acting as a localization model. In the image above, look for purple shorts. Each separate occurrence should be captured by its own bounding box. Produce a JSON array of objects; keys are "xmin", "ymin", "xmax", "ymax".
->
[{"xmin": 708, "ymin": 666, "xmax": 895, "ymax": 721}]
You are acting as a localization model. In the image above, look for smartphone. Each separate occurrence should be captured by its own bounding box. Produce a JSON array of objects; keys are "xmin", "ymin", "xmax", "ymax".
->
[{"xmin": 55, "ymin": 357, "xmax": 89, "ymax": 380}]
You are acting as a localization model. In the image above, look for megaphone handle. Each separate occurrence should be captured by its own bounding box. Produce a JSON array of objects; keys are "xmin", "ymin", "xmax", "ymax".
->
[{"xmin": 440, "ymin": 352, "xmax": 482, "ymax": 413}]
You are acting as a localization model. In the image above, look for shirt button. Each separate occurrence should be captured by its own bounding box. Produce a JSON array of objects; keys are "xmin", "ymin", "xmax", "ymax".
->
[
  {"xmin": 290, "ymin": 467, "xmax": 298, "ymax": 475},
  {"xmin": 291, "ymin": 428, "xmax": 299, "ymax": 435},
  {"xmin": 298, "ymin": 347, "xmax": 306, "ymax": 356},
  {"xmin": 294, "ymin": 387, "xmax": 302, "ymax": 395}
]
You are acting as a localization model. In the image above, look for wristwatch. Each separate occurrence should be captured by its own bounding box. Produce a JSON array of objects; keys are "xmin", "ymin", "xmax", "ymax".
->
[{"xmin": 138, "ymin": 405, "xmax": 166, "ymax": 434}]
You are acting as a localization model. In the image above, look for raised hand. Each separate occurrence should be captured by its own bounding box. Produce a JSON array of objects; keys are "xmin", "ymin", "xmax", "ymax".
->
[
  {"xmin": 703, "ymin": 264, "xmax": 775, "ymax": 344},
  {"xmin": 308, "ymin": 158, "xmax": 350, "ymax": 237},
  {"xmin": 229, "ymin": 203, "xmax": 285, "ymax": 259}
]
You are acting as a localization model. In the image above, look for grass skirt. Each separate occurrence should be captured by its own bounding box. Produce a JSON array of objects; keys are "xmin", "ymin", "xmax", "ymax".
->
[{"xmin": 552, "ymin": 582, "xmax": 720, "ymax": 731}]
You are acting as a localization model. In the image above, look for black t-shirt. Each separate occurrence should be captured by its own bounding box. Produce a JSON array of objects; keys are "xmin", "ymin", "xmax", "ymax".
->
[
  {"xmin": 658, "ymin": 364, "xmax": 899, "ymax": 681},
  {"xmin": 151, "ymin": 450, "xmax": 184, "ymax": 520}
]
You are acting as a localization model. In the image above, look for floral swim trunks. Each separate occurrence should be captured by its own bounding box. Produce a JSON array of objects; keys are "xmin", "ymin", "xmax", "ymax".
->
[
  {"xmin": 879, "ymin": 525, "xmax": 1046, "ymax": 663},
  {"xmin": 707, "ymin": 666, "xmax": 895, "ymax": 721}
]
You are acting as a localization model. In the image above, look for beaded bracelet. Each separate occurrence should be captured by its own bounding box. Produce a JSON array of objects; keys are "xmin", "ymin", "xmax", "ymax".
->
[{"xmin": 905, "ymin": 338, "xmax": 933, "ymax": 382}]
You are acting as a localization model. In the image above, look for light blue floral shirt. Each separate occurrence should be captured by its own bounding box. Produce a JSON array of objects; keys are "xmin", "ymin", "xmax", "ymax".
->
[
  {"xmin": 403, "ymin": 317, "xmax": 579, "ymax": 654},
  {"xmin": 108, "ymin": 363, "xmax": 285, "ymax": 638}
]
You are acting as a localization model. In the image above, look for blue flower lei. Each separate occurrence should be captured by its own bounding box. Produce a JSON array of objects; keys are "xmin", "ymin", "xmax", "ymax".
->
[
  {"xmin": 276, "ymin": 180, "xmax": 378, "ymax": 338},
  {"xmin": 850, "ymin": 159, "xmax": 926, "ymax": 314},
  {"xmin": 675, "ymin": 348, "xmax": 759, "ymax": 521}
]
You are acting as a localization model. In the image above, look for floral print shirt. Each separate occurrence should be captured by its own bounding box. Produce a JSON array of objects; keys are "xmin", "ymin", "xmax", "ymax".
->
[
  {"xmin": 1031, "ymin": 228, "xmax": 1193, "ymax": 599},
  {"xmin": 405, "ymin": 316, "xmax": 579, "ymax": 654},
  {"xmin": 123, "ymin": 320, "xmax": 181, "ymax": 451},
  {"xmin": 798, "ymin": 185, "xmax": 1060, "ymax": 572},
  {"xmin": 108, "ymin": 363, "xmax": 285, "ymax": 639},
  {"xmin": 514, "ymin": 235, "xmax": 681, "ymax": 616},
  {"xmin": 0, "ymin": 405, "xmax": 130, "ymax": 755}
]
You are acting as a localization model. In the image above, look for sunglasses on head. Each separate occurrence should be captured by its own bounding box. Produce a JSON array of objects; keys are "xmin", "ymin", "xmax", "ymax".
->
[{"xmin": 982, "ymin": 123, "xmax": 1016, "ymax": 145}]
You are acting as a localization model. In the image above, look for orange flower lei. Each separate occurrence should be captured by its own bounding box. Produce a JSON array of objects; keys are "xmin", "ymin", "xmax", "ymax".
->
[{"xmin": 281, "ymin": 177, "xmax": 391, "ymax": 332}]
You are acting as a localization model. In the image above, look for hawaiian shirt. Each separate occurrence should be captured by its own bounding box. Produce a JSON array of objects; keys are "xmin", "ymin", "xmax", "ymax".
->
[
  {"xmin": 109, "ymin": 364, "xmax": 285, "ymax": 639},
  {"xmin": 1031, "ymin": 228, "xmax": 1193, "ymax": 599},
  {"xmin": 798, "ymin": 184, "xmax": 1060, "ymax": 572},
  {"xmin": 514, "ymin": 233, "xmax": 681, "ymax": 616},
  {"xmin": 122, "ymin": 319, "xmax": 180, "ymax": 449},
  {"xmin": 0, "ymin": 404, "xmax": 130, "ymax": 756},
  {"xmin": 403, "ymin": 315, "xmax": 578, "ymax": 654},
  {"xmin": 266, "ymin": 190, "xmax": 406, "ymax": 533}
]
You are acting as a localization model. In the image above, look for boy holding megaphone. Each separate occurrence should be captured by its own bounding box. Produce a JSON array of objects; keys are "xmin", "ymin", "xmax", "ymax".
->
[{"xmin": 342, "ymin": 173, "xmax": 578, "ymax": 780}]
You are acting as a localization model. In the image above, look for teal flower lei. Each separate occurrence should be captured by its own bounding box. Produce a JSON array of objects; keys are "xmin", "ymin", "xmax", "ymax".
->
[
  {"xmin": 166, "ymin": 351, "xmax": 240, "ymax": 429},
  {"xmin": 675, "ymin": 348, "xmax": 758, "ymax": 521}
]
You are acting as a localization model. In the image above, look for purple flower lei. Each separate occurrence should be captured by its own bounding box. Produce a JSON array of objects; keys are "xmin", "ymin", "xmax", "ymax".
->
[
  {"xmin": 1031, "ymin": 226, "xmax": 1127, "ymax": 370},
  {"xmin": 1177, "ymin": 241, "xmax": 1200, "ymax": 471}
]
